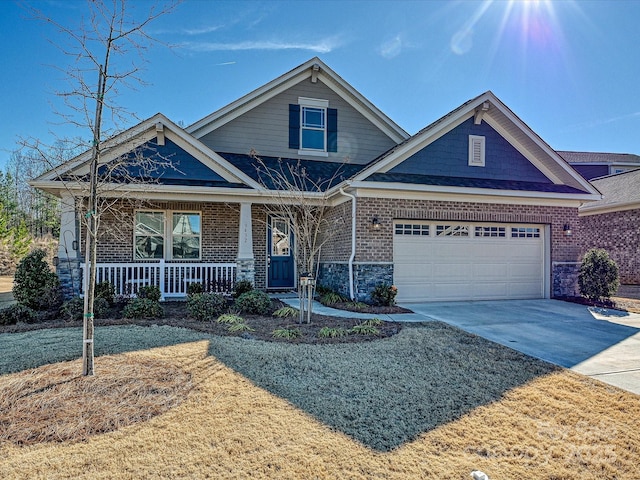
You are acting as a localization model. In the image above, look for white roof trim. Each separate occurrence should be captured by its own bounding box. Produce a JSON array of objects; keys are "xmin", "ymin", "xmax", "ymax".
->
[
  {"xmin": 579, "ymin": 200, "xmax": 640, "ymax": 216},
  {"xmin": 351, "ymin": 91, "xmax": 600, "ymax": 197},
  {"xmin": 186, "ymin": 57, "xmax": 409, "ymax": 143},
  {"xmin": 348, "ymin": 180, "xmax": 599, "ymax": 202},
  {"xmin": 34, "ymin": 113, "xmax": 264, "ymax": 191}
]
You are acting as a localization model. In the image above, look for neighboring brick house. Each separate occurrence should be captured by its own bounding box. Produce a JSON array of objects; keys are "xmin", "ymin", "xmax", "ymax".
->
[
  {"xmin": 579, "ymin": 169, "xmax": 640, "ymax": 285},
  {"xmin": 32, "ymin": 58, "xmax": 600, "ymax": 303},
  {"xmin": 559, "ymin": 151, "xmax": 640, "ymax": 180}
]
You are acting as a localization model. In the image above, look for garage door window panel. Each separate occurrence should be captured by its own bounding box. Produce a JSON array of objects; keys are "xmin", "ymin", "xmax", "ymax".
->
[
  {"xmin": 395, "ymin": 223, "xmax": 429, "ymax": 236},
  {"xmin": 512, "ymin": 227, "xmax": 540, "ymax": 238},
  {"xmin": 436, "ymin": 224, "xmax": 469, "ymax": 237},
  {"xmin": 475, "ymin": 226, "xmax": 506, "ymax": 238}
]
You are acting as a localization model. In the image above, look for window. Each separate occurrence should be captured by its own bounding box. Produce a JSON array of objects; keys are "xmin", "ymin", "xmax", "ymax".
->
[
  {"xmin": 511, "ymin": 227, "xmax": 540, "ymax": 238},
  {"xmin": 301, "ymin": 106, "xmax": 326, "ymax": 150},
  {"xmin": 134, "ymin": 211, "xmax": 201, "ymax": 260},
  {"xmin": 289, "ymin": 98, "xmax": 337, "ymax": 153},
  {"xmin": 468, "ymin": 135, "xmax": 485, "ymax": 167},
  {"xmin": 475, "ymin": 226, "xmax": 506, "ymax": 237},
  {"xmin": 436, "ymin": 224, "xmax": 469, "ymax": 237},
  {"xmin": 135, "ymin": 212, "xmax": 165, "ymax": 259},
  {"xmin": 172, "ymin": 212, "xmax": 201, "ymax": 259},
  {"xmin": 395, "ymin": 224, "xmax": 429, "ymax": 236}
]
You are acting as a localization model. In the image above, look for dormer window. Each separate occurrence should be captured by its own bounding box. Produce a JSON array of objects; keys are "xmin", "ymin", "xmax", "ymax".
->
[
  {"xmin": 289, "ymin": 98, "xmax": 337, "ymax": 155},
  {"xmin": 301, "ymin": 104, "xmax": 326, "ymax": 150}
]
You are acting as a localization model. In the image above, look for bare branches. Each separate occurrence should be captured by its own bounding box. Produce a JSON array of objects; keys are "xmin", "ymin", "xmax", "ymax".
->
[{"xmin": 249, "ymin": 150, "xmax": 348, "ymax": 322}]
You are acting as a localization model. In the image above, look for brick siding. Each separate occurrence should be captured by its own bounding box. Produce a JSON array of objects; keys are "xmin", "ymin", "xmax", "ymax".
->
[
  {"xmin": 579, "ymin": 209, "xmax": 640, "ymax": 284},
  {"xmin": 354, "ymin": 197, "xmax": 581, "ymax": 263}
]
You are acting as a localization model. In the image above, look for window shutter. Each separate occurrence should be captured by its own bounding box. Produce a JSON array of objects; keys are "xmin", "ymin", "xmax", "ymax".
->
[
  {"xmin": 327, "ymin": 108, "xmax": 338, "ymax": 152},
  {"xmin": 289, "ymin": 104, "xmax": 300, "ymax": 149}
]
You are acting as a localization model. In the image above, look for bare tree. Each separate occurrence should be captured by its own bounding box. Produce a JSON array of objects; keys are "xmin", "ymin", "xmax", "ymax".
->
[
  {"xmin": 26, "ymin": 0, "xmax": 178, "ymax": 376},
  {"xmin": 250, "ymin": 151, "xmax": 347, "ymax": 323}
]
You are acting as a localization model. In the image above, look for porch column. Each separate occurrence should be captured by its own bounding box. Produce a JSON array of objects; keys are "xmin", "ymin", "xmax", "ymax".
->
[
  {"xmin": 236, "ymin": 202, "xmax": 255, "ymax": 285},
  {"xmin": 57, "ymin": 193, "xmax": 81, "ymax": 298}
]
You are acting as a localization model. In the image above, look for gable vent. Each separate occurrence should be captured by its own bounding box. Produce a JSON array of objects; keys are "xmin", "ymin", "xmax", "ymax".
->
[{"xmin": 468, "ymin": 135, "xmax": 485, "ymax": 167}]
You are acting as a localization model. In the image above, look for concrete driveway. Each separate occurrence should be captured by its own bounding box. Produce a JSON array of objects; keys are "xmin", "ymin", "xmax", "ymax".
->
[{"xmin": 402, "ymin": 299, "xmax": 640, "ymax": 396}]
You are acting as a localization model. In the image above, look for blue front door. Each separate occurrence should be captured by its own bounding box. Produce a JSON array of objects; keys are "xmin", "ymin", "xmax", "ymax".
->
[{"xmin": 267, "ymin": 216, "xmax": 295, "ymax": 288}]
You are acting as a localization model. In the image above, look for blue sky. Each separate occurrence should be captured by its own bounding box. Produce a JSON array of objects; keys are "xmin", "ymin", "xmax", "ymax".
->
[{"xmin": 1, "ymin": 0, "xmax": 639, "ymax": 171}]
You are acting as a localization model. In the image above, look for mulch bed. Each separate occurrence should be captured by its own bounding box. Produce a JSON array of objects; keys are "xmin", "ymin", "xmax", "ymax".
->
[
  {"xmin": 0, "ymin": 300, "xmax": 404, "ymax": 344},
  {"xmin": 557, "ymin": 295, "xmax": 640, "ymax": 314}
]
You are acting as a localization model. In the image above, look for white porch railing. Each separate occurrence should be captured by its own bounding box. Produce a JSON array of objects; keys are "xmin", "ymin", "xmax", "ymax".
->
[{"xmin": 80, "ymin": 261, "xmax": 237, "ymax": 300}]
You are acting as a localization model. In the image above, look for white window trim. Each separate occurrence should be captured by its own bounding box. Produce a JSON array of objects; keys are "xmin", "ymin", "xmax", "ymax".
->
[
  {"xmin": 468, "ymin": 135, "xmax": 486, "ymax": 167},
  {"xmin": 134, "ymin": 210, "xmax": 202, "ymax": 261},
  {"xmin": 298, "ymin": 97, "xmax": 329, "ymax": 156}
]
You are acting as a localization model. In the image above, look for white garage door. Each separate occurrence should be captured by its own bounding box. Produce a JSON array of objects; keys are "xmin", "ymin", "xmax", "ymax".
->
[{"xmin": 393, "ymin": 221, "xmax": 546, "ymax": 302}]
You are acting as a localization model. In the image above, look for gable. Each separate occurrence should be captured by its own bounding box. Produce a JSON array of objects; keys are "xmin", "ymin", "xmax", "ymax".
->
[
  {"xmin": 388, "ymin": 117, "xmax": 552, "ymax": 184},
  {"xmin": 198, "ymin": 77, "xmax": 398, "ymax": 165},
  {"xmin": 112, "ymin": 138, "xmax": 244, "ymax": 188}
]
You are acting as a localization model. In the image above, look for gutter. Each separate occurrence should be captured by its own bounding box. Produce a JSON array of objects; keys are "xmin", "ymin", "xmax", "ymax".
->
[{"xmin": 339, "ymin": 186, "xmax": 356, "ymax": 301}]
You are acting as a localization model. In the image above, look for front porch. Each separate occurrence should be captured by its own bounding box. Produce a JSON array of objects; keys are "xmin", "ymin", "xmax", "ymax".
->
[{"xmin": 80, "ymin": 261, "xmax": 237, "ymax": 300}]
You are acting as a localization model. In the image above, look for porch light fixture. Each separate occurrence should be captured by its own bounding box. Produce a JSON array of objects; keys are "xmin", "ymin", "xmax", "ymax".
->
[
  {"xmin": 563, "ymin": 223, "xmax": 572, "ymax": 237},
  {"xmin": 372, "ymin": 217, "xmax": 381, "ymax": 230}
]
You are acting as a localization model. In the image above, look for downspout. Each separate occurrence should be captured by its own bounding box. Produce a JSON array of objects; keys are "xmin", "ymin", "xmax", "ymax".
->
[{"xmin": 339, "ymin": 186, "xmax": 356, "ymax": 301}]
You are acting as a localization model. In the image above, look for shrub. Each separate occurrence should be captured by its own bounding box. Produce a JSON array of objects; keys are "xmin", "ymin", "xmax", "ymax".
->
[
  {"xmin": 318, "ymin": 326, "xmax": 348, "ymax": 338},
  {"xmin": 233, "ymin": 280, "xmax": 254, "ymax": 298},
  {"xmin": 61, "ymin": 296, "xmax": 110, "ymax": 322},
  {"xmin": 350, "ymin": 323, "xmax": 380, "ymax": 335},
  {"xmin": 217, "ymin": 313, "xmax": 243, "ymax": 324},
  {"xmin": 95, "ymin": 282, "xmax": 115, "ymax": 305},
  {"xmin": 0, "ymin": 304, "xmax": 37, "ymax": 325},
  {"xmin": 137, "ymin": 285, "xmax": 161, "ymax": 302},
  {"xmin": 272, "ymin": 327, "xmax": 301, "ymax": 339},
  {"xmin": 13, "ymin": 249, "xmax": 62, "ymax": 311},
  {"xmin": 187, "ymin": 292, "xmax": 227, "ymax": 321},
  {"xmin": 123, "ymin": 298, "xmax": 164, "ymax": 319},
  {"xmin": 362, "ymin": 318, "xmax": 384, "ymax": 327},
  {"xmin": 227, "ymin": 322, "xmax": 254, "ymax": 333},
  {"xmin": 579, "ymin": 248, "xmax": 620, "ymax": 301},
  {"xmin": 234, "ymin": 290, "xmax": 272, "ymax": 315},
  {"xmin": 319, "ymin": 291, "xmax": 347, "ymax": 306},
  {"xmin": 370, "ymin": 283, "xmax": 398, "ymax": 307},
  {"xmin": 273, "ymin": 306, "xmax": 298, "ymax": 318},
  {"xmin": 186, "ymin": 283, "xmax": 204, "ymax": 296}
]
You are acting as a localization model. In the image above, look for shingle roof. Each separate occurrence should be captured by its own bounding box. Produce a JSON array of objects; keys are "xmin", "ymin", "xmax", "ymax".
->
[
  {"xmin": 218, "ymin": 153, "xmax": 365, "ymax": 191},
  {"xmin": 558, "ymin": 151, "xmax": 640, "ymax": 165},
  {"xmin": 580, "ymin": 169, "xmax": 640, "ymax": 211},
  {"xmin": 366, "ymin": 172, "xmax": 587, "ymax": 194}
]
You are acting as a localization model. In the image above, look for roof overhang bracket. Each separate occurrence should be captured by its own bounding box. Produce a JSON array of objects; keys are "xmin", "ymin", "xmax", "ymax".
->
[
  {"xmin": 474, "ymin": 101, "xmax": 490, "ymax": 125},
  {"xmin": 155, "ymin": 122, "xmax": 165, "ymax": 146},
  {"xmin": 311, "ymin": 63, "xmax": 320, "ymax": 83}
]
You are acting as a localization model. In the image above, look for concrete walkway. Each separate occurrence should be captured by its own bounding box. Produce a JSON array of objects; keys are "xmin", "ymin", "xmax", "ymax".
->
[{"xmin": 281, "ymin": 296, "xmax": 640, "ymax": 396}]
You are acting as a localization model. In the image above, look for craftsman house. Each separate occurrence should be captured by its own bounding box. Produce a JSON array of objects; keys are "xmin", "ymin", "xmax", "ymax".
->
[{"xmin": 32, "ymin": 57, "xmax": 600, "ymax": 303}]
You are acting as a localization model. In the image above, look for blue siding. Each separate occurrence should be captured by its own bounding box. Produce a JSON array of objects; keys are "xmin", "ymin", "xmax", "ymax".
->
[
  {"xmin": 390, "ymin": 117, "xmax": 551, "ymax": 183},
  {"xmin": 121, "ymin": 138, "xmax": 228, "ymax": 183},
  {"xmin": 572, "ymin": 164, "xmax": 609, "ymax": 180}
]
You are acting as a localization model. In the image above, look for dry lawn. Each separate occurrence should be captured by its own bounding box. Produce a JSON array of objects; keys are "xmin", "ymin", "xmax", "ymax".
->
[{"xmin": 1, "ymin": 326, "xmax": 640, "ymax": 479}]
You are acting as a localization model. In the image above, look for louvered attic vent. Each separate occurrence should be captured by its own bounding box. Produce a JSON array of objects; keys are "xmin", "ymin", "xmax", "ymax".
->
[{"xmin": 468, "ymin": 135, "xmax": 485, "ymax": 167}]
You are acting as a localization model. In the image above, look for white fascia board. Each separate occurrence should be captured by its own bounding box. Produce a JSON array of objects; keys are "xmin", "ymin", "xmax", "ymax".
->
[
  {"xmin": 352, "ymin": 110, "xmax": 478, "ymax": 182},
  {"xmin": 187, "ymin": 57, "xmax": 409, "ymax": 143},
  {"xmin": 483, "ymin": 96, "xmax": 599, "ymax": 195},
  {"xmin": 482, "ymin": 116, "xmax": 564, "ymax": 184},
  {"xmin": 579, "ymin": 201, "xmax": 640, "ymax": 216},
  {"xmin": 186, "ymin": 58, "xmax": 323, "ymax": 135},
  {"xmin": 31, "ymin": 180, "xmax": 328, "ymax": 204},
  {"xmin": 349, "ymin": 181, "xmax": 598, "ymax": 205},
  {"xmin": 162, "ymin": 130, "xmax": 263, "ymax": 189},
  {"xmin": 187, "ymin": 74, "xmax": 308, "ymax": 138},
  {"xmin": 317, "ymin": 72, "xmax": 408, "ymax": 143}
]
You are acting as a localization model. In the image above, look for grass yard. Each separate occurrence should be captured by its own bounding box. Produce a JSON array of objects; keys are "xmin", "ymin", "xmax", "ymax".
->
[{"xmin": 1, "ymin": 323, "xmax": 640, "ymax": 479}]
